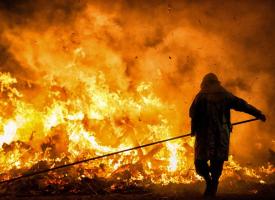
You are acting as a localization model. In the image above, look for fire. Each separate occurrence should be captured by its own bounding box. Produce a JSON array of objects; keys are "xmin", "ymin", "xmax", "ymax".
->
[
  {"xmin": 0, "ymin": 70, "xmax": 193, "ymax": 183},
  {"xmin": 0, "ymin": 2, "xmax": 273, "ymax": 191},
  {"xmin": 167, "ymin": 141, "xmax": 179, "ymax": 172},
  {"xmin": 0, "ymin": 66, "xmax": 273, "ymax": 185},
  {"xmin": 0, "ymin": 120, "xmax": 17, "ymax": 147}
]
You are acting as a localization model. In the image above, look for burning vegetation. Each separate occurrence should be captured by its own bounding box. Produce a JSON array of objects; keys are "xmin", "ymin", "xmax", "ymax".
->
[{"xmin": 0, "ymin": 0, "xmax": 274, "ymax": 197}]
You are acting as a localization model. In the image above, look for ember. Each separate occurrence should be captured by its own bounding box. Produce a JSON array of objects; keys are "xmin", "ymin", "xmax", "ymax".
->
[{"xmin": 0, "ymin": 0, "xmax": 274, "ymax": 199}]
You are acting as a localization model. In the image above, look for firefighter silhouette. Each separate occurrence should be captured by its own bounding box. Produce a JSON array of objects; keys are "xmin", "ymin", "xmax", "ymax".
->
[{"xmin": 189, "ymin": 73, "xmax": 266, "ymax": 197}]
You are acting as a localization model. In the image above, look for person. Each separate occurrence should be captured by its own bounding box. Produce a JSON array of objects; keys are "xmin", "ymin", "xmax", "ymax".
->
[{"xmin": 189, "ymin": 73, "xmax": 266, "ymax": 197}]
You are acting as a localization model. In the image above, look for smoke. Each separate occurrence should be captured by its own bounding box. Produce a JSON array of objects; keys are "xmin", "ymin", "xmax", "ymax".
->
[{"xmin": 0, "ymin": 0, "xmax": 275, "ymax": 164}]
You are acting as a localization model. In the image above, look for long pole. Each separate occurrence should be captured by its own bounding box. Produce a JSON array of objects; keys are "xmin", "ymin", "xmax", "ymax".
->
[{"xmin": 0, "ymin": 118, "xmax": 259, "ymax": 184}]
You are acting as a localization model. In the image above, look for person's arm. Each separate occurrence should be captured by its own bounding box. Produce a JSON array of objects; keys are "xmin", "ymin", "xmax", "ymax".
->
[{"xmin": 229, "ymin": 94, "xmax": 266, "ymax": 121}]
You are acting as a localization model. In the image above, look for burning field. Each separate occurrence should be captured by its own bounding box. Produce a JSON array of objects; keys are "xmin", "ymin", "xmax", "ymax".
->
[{"xmin": 0, "ymin": 0, "xmax": 274, "ymax": 199}]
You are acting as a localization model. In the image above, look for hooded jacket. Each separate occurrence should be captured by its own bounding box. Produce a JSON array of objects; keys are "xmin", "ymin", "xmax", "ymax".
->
[{"xmin": 189, "ymin": 73, "xmax": 263, "ymax": 160}]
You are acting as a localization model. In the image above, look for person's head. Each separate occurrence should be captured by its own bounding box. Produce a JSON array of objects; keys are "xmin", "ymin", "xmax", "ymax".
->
[{"xmin": 200, "ymin": 73, "xmax": 220, "ymax": 89}]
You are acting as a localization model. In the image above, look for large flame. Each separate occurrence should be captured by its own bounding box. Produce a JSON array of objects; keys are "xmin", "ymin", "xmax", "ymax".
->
[
  {"xmin": 0, "ymin": 1, "xmax": 274, "ymax": 188},
  {"xmin": 0, "ymin": 70, "xmax": 273, "ymax": 185},
  {"xmin": 0, "ymin": 71, "xmax": 191, "ymax": 183}
]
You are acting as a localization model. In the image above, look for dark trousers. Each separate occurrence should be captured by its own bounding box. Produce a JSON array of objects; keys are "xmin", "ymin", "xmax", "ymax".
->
[{"xmin": 195, "ymin": 159, "xmax": 224, "ymax": 182}]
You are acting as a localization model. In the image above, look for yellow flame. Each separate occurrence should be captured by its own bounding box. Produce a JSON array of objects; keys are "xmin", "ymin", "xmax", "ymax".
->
[{"xmin": 0, "ymin": 120, "xmax": 18, "ymax": 147}]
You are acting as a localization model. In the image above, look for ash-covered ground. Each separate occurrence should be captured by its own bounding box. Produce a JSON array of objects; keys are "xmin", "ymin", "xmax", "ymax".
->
[
  {"xmin": 0, "ymin": 172, "xmax": 274, "ymax": 200},
  {"xmin": 0, "ymin": 181, "xmax": 275, "ymax": 200}
]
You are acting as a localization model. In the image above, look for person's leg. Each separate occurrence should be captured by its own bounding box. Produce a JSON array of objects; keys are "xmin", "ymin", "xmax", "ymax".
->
[
  {"xmin": 210, "ymin": 159, "xmax": 224, "ymax": 196},
  {"xmin": 195, "ymin": 159, "xmax": 211, "ymax": 196}
]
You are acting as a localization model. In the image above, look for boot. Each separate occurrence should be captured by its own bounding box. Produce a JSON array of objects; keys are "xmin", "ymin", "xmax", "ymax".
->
[
  {"xmin": 210, "ymin": 180, "xmax": 219, "ymax": 197},
  {"xmin": 203, "ymin": 179, "xmax": 212, "ymax": 197},
  {"xmin": 203, "ymin": 175, "xmax": 212, "ymax": 197}
]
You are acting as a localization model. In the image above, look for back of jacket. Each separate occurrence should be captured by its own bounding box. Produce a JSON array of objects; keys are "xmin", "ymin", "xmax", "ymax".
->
[{"xmin": 189, "ymin": 84, "xmax": 262, "ymax": 160}]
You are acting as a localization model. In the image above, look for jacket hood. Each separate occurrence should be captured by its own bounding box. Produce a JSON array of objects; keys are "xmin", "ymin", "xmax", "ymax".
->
[{"xmin": 200, "ymin": 73, "xmax": 226, "ymax": 93}]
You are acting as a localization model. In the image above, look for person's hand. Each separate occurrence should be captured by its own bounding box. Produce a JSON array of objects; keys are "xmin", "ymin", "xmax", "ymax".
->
[{"xmin": 258, "ymin": 113, "xmax": 266, "ymax": 122}]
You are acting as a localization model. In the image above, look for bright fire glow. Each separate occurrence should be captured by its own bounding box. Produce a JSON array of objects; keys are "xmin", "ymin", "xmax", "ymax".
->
[{"xmin": 0, "ymin": 3, "xmax": 273, "ymax": 187}]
